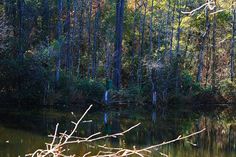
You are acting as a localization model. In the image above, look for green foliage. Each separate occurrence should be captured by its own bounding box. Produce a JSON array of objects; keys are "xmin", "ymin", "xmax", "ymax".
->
[
  {"xmin": 219, "ymin": 79, "xmax": 236, "ymax": 101},
  {"xmin": 76, "ymin": 79, "xmax": 105, "ymax": 101},
  {"xmin": 1, "ymin": 0, "xmax": 236, "ymax": 106},
  {"xmin": 0, "ymin": 58, "xmax": 48, "ymax": 104}
]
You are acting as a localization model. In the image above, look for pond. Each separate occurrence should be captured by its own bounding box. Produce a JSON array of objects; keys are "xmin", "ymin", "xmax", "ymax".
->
[{"xmin": 0, "ymin": 105, "xmax": 236, "ymax": 157}]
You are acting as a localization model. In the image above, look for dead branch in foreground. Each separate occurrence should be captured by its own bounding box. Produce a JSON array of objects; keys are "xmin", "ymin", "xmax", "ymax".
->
[{"xmin": 26, "ymin": 105, "xmax": 205, "ymax": 157}]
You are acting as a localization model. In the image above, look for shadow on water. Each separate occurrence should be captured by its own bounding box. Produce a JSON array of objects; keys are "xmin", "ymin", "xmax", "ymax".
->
[{"xmin": 0, "ymin": 105, "xmax": 236, "ymax": 157}]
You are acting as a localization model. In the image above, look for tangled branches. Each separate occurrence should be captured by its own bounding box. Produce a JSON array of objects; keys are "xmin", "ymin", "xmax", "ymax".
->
[
  {"xmin": 26, "ymin": 105, "xmax": 205, "ymax": 157},
  {"xmin": 181, "ymin": 0, "xmax": 236, "ymax": 16}
]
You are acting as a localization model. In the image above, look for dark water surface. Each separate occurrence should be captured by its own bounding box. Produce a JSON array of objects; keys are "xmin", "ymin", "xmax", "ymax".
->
[{"xmin": 0, "ymin": 106, "xmax": 236, "ymax": 157}]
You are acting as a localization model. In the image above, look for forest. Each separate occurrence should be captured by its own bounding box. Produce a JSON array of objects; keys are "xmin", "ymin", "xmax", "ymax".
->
[
  {"xmin": 0, "ymin": 0, "xmax": 236, "ymax": 156},
  {"xmin": 0, "ymin": 0, "xmax": 236, "ymax": 106}
]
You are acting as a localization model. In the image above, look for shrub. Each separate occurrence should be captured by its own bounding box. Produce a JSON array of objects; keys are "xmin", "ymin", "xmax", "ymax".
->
[{"xmin": 218, "ymin": 79, "xmax": 236, "ymax": 102}]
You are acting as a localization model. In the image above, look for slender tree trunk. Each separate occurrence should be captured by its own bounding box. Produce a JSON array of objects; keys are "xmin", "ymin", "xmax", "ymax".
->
[
  {"xmin": 76, "ymin": 0, "xmax": 84, "ymax": 78},
  {"xmin": 230, "ymin": 8, "xmax": 236, "ymax": 81},
  {"xmin": 148, "ymin": 0, "xmax": 157, "ymax": 105},
  {"xmin": 73, "ymin": 0, "xmax": 78, "ymax": 74},
  {"xmin": 169, "ymin": 1, "xmax": 176, "ymax": 61},
  {"xmin": 175, "ymin": 0, "xmax": 181, "ymax": 94},
  {"xmin": 196, "ymin": 9, "xmax": 210, "ymax": 83},
  {"xmin": 113, "ymin": 0, "xmax": 125, "ymax": 90},
  {"xmin": 104, "ymin": 42, "xmax": 111, "ymax": 104},
  {"xmin": 130, "ymin": 0, "xmax": 137, "ymax": 83},
  {"xmin": 86, "ymin": 0, "xmax": 93, "ymax": 78},
  {"xmin": 162, "ymin": 0, "xmax": 171, "ymax": 100},
  {"xmin": 212, "ymin": 6, "xmax": 217, "ymax": 90},
  {"xmin": 65, "ymin": 0, "xmax": 71, "ymax": 73},
  {"xmin": 149, "ymin": 0, "xmax": 154, "ymax": 56},
  {"xmin": 56, "ymin": 0, "xmax": 63, "ymax": 83},
  {"xmin": 92, "ymin": 0, "xmax": 101, "ymax": 78},
  {"xmin": 164, "ymin": 0, "xmax": 171, "ymax": 60},
  {"xmin": 205, "ymin": 38, "xmax": 211, "ymax": 87},
  {"xmin": 42, "ymin": 0, "xmax": 51, "ymax": 105},
  {"xmin": 157, "ymin": 11, "xmax": 163, "ymax": 53},
  {"xmin": 16, "ymin": 0, "xmax": 24, "ymax": 105},
  {"xmin": 42, "ymin": 0, "xmax": 49, "ymax": 41},
  {"xmin": 183, "ymin": 31, "xmax": 191, "ymax": 69},
  {"xmin": 137, "ymin": 0, "xmax": 147, "ymax": 87},
  {"xmin": 17, "ymin": 0, "xmax": 24, "ymax": 61}
]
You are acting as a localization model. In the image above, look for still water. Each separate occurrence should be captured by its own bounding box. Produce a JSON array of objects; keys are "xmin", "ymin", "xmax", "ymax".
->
[{"xmin": 0, "ymin": 106, "xmax": 235, "ymax": 157}]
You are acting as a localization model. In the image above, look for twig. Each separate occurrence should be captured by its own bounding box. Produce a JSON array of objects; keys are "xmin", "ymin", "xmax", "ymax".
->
[{"xmin": 26, "ymin": 105, "xmax": 206, "ymax": 157}]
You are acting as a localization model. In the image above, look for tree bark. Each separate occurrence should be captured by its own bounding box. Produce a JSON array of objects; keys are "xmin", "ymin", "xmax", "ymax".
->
[
  {"xmin": 113, "ymin": 0, "xmax": 125, "ymax": 90},
  {"xmin": 92, "ymin": 0, "xmax": 101, "ymax": 79},
  {"xmin": 196, "ymin": 9, "xmax": 210, "ymax": 83},
  {"xmin": 175, "ymin": 0, "xmax": 181, "ymax": 94},
  {"xmin": 230, "ymin": 8, "xmax": 236, "ymax": 81},
  {"xmin": 56, "ymin": 0, "xmax": 63, "ymax": 83},
  {"xmin": 42, "ymin": 0, "xmax": 50, "ymax": 41},
  {"xmin": 169, "ymin": 1, "xmax": 176, "ymax": 61},
  {"xmin": 17, "ymin": 0, "xmax": 24, "ymax": 61},
  {"xmin": 137, "ymin": 0, "xmax": 147, "ymax": 87},
  {"xmin": 130, "ymin": 0, "xmax": 137, "ymax": 83},
  {"xmin": 212, "ymin": 6, "xmax": 217, "ymax": 90},
  {"xmin": 65, "ymin": 0, "xmax": 72, "ymax": 73}
]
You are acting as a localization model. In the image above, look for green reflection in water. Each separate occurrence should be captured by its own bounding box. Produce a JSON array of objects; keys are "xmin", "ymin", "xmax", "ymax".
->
[{"xmin": 0, "ymin": 106, "xmax": 235, "ymax": 157}]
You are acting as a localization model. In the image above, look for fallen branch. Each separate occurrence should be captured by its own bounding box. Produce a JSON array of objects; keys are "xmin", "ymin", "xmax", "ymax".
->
[{"xmin": 26, "ymin": 105, "xmax": 205, "ymax": 157}]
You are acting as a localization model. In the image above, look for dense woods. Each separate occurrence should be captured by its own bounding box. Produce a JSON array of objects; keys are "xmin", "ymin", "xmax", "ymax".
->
[
  {"xmin": 2, "ymin": 1, "xmax": 236, "ymax": 157},
  {"xmin": 0, "ymin": 0, "xmax": 236, "ymax": 107}
]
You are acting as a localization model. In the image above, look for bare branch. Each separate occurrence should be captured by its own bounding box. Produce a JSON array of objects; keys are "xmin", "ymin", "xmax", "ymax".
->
[{"xmin": 26, "ymin": 105, "xmax": 205, "ymax": 157}]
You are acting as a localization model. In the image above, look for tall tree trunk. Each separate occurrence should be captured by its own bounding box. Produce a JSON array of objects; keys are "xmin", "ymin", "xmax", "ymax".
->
[
  {"xmin": 175, "ymin": 0, "xmax": 181, "ymax": 94},
  {"xmin": 104, "ymin": 42, "xmax": 111, "ymax": 104},
  {"xmin": 113, "ymin": 0, "xmax": 125, "ymax": 90},
  {"xmin": 42, "ymin": 0, "xmax": 50, "ymax": 41},
  {"xmin": 73, "ymin": 0, "xmax": 78, "ymax": 74},
  {"xmin": 162, "ymin": 0, "xmax": 171, "ymax": 100},
  {"xmin": 164, "ymin": 0, "xmax": 171, "ymax": 61},
  {"xmin": 76, "ymin": 0, "xmax": 84, "ymax": 78},
  {"xmin": 137, "ymin": 0, "xmax": 147, "ymax": 87},
  {"xmin": 149, "ymin": 0, "xmax": 157, "ymax": 105},
  {"xmin": 196, "ymin": 9, "xmax": 210, "ymax": 83},
  {"xmin": 86, "ymin": 0, "xmax": 93, "ymax": 78},
  {"xmin": 92, "ymin": 0, "xmax": 101, "ymax": 78},
  {"xmin": 17, "ymin": 0, "xmax": 24, "ymax": 61},
  {"xmin": 149, "ymin": 0, "xmax": 154, "ymax": 56},
  {"xmin": 212, "ymin": 6, "xmax": 217, "ymax": 90},
  {"xmin": 130, "ymin": 0, "xmax": 137, "ymax": 83},
  {"xmin": 56, "ymin": 0, "xmax": 63, "ymax": 83},
  {"xmin": 205, "ymin": 38, "xmax": 211, "ymax": 87},
  {"xmin": 169, "ymin": 1, "xmax": 176, "ymax": 61},
  {"xmin": 230, "ymin": 8, "xmax": 236, "ymax": 81},
  {"xmin": 157, "ymin": 11, "xmax": 163, "ymax": 53},
  {"xmin": 65, "ymin": 0, "xmax": 71, "ymax": 73},
  {"xmin": 16, "ymin": 0, "xmax": 24, "ymax": 105}
]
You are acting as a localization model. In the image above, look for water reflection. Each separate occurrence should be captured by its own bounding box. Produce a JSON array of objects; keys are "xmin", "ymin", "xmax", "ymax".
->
[{"xmin": 0, "ymin": 107, "xmax": 235, "ymax": 157}]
